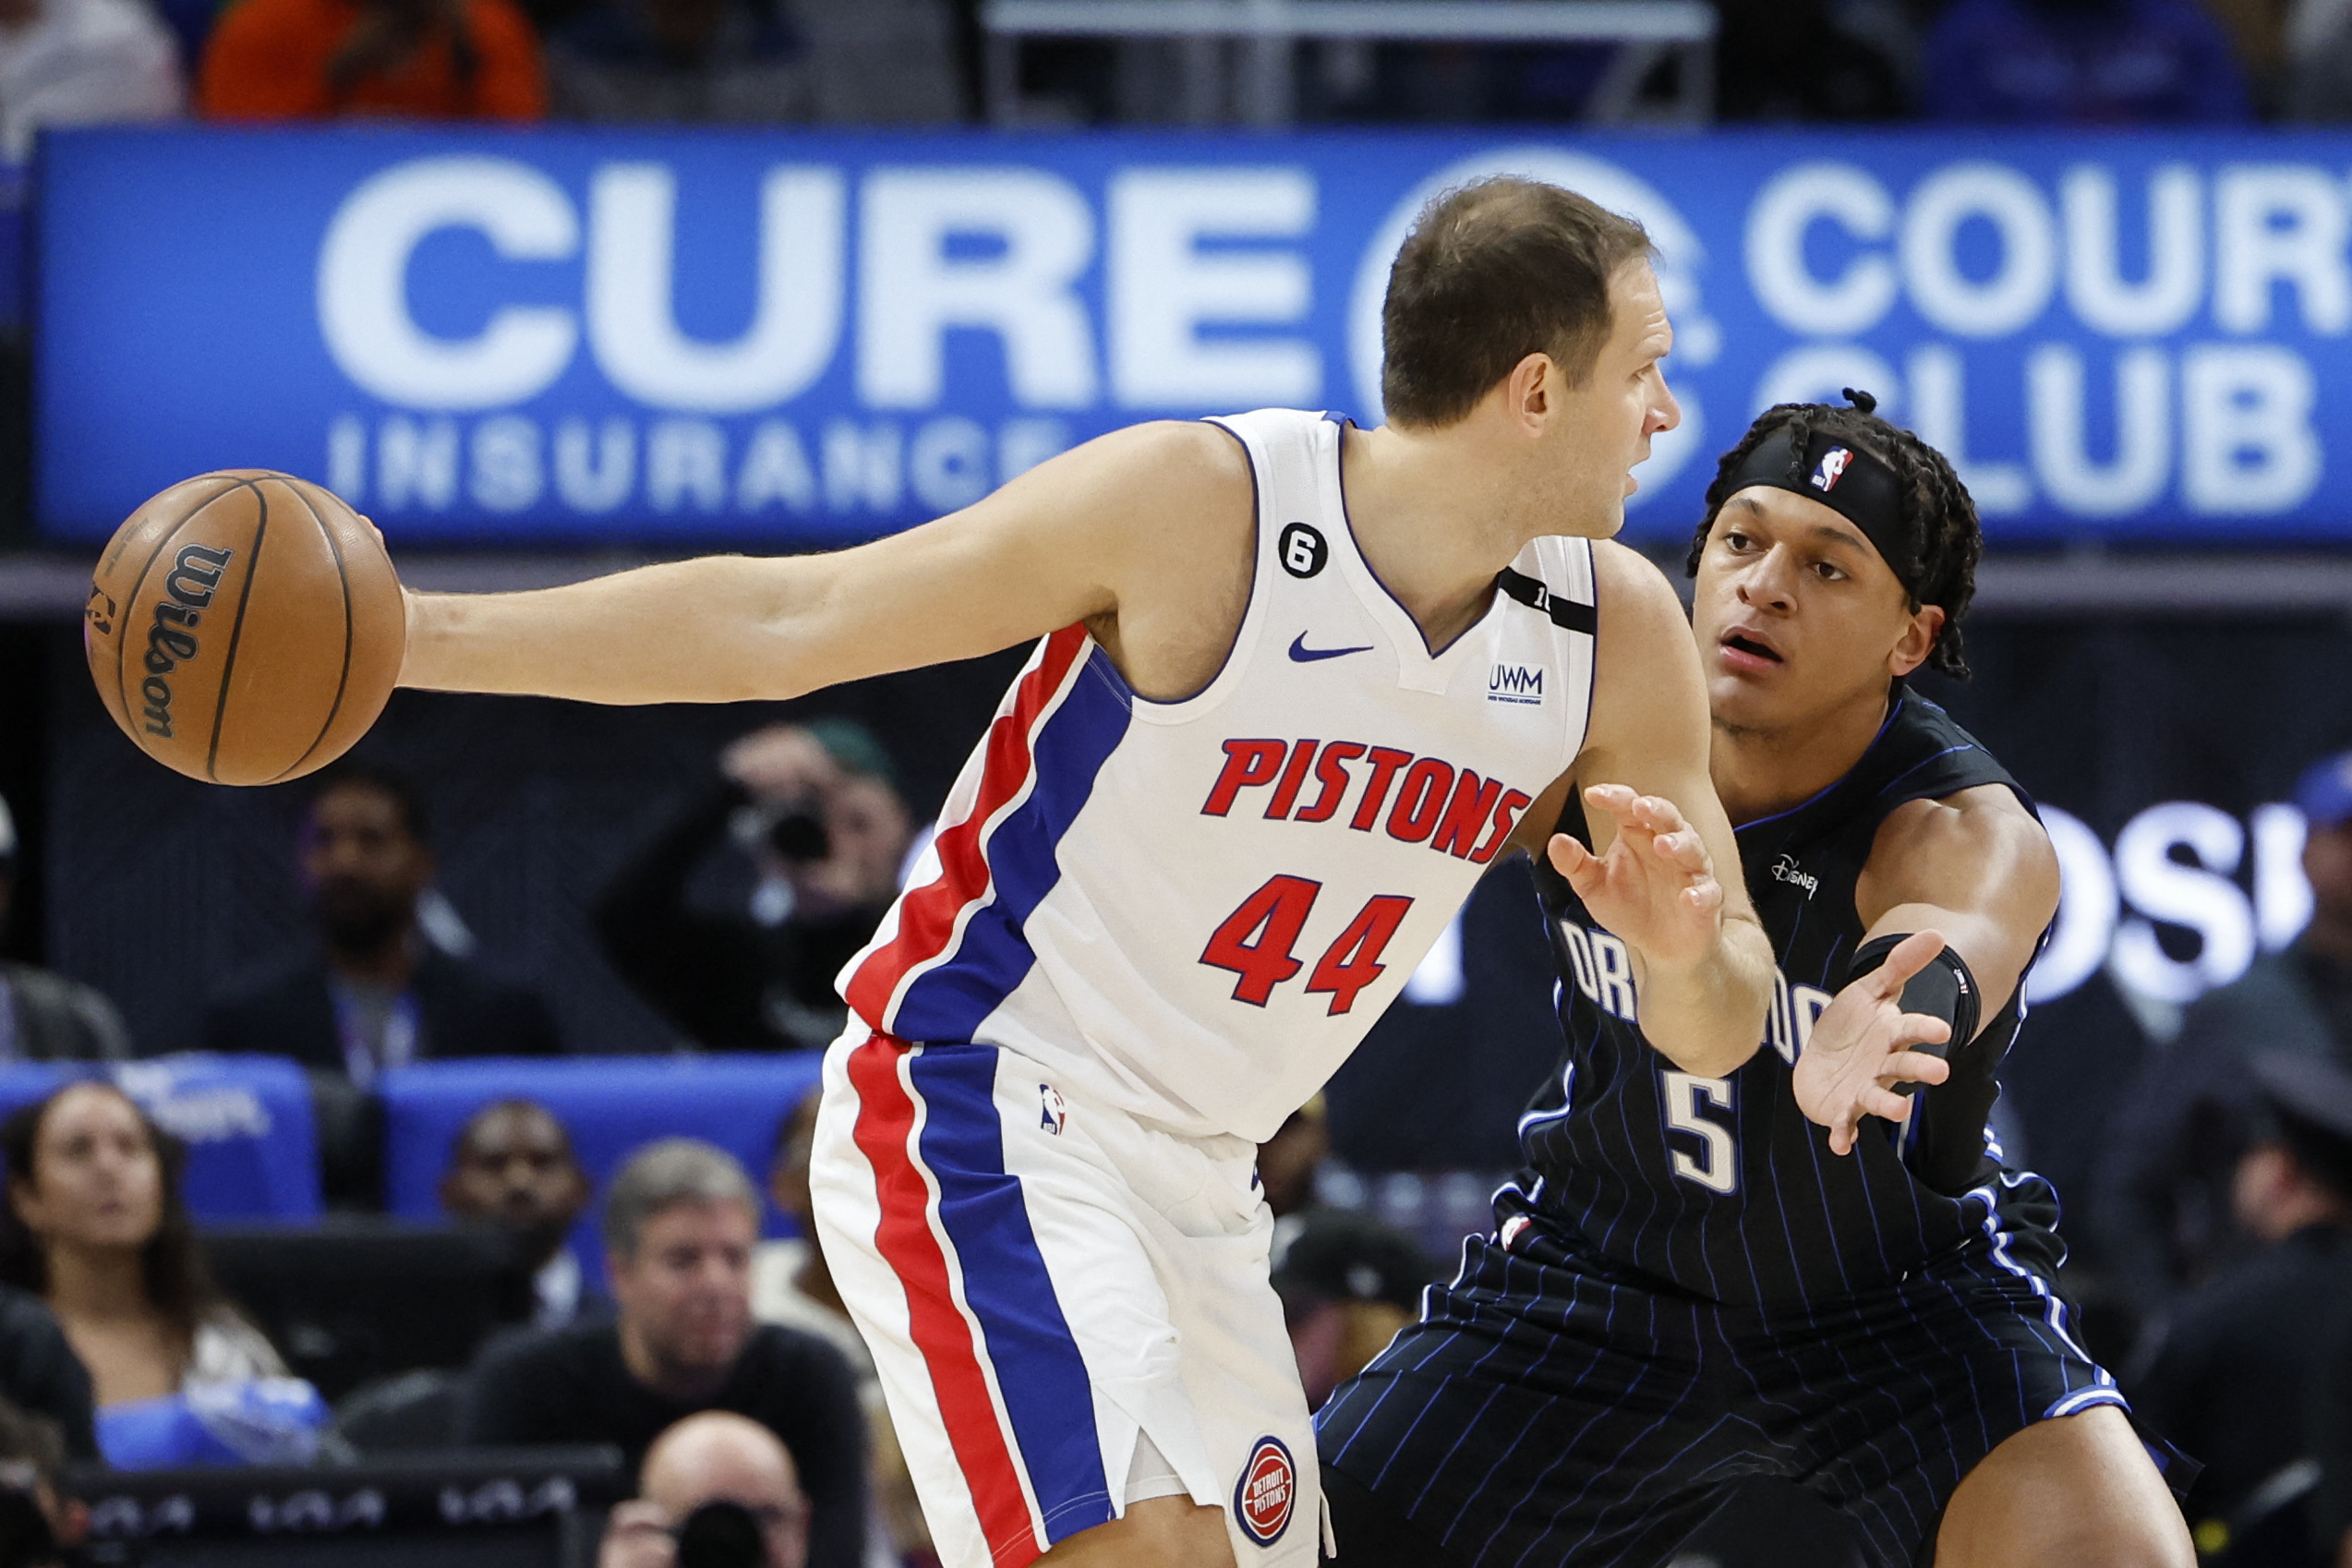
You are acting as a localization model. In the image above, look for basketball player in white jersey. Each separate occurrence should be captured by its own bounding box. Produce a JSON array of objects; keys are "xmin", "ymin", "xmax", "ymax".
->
[{"xmin": 392, "ymin": 179, "xmax": 1951, "ymax": 1568}]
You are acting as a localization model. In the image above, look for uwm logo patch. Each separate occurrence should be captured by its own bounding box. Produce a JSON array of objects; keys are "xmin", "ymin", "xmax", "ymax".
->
[
  {"xmin": 1234, "ymin": 1435, "xmax": 1296, "ymax": 1546},
  {"xmin": 1489, "ymin": 663, "xmax": 1543, "ymax": 705}
]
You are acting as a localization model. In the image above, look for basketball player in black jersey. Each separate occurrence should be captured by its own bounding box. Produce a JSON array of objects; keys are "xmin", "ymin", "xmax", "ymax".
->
[{"xmin": 1315, "ymin": 396, "xmax": 2193, "ymax": 1567}]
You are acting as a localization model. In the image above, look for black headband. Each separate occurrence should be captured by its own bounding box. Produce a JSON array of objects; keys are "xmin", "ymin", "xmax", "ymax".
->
[{"xmin": 1721, "ymin": 422, "xmax": 1915, "ymax": 589}]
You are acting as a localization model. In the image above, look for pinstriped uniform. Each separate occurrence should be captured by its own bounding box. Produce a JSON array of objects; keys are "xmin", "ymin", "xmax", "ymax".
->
[{"xmin": 1317, "ymin": 692, "xmax": 2129, "ymax": 1568}]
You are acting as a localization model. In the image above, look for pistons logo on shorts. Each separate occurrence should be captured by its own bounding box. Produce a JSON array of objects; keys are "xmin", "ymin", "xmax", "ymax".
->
[{"xmin": 1233, "ymin": 1435, "xmax": 1296, "ymax": 1546}]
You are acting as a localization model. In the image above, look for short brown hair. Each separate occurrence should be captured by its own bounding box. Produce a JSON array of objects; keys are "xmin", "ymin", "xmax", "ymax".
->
[{"xmin": 1381, "ymin": 177, "xmax": 1653, "ymax": 428}]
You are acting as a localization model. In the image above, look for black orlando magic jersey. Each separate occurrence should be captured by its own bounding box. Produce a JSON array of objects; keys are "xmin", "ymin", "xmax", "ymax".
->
[{"xmin": 1510, "ymin": 687, "xmax": 2054, "ymax": 1307}]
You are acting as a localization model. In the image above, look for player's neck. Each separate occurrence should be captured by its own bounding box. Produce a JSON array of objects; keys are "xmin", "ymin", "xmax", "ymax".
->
[
  {"xmin": 1341, "ymin": 422, "xmax": 1531, "ymax": 650},
  {"xmin": 1708, "ymin": 688, "xmax": 1893, "ymax": 826}
]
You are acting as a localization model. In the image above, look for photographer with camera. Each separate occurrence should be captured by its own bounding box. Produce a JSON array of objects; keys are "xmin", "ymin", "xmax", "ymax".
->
[
  {"xmin": 594, "ymin": 722, "xmax": 913, "ymax": 1054},
  {"xmin": 598, "ymin": 1412, "xmax": 811, "ymax": 1568},
  {"xmin": 462, "ymin": 1140, "xmax": 864, "ymax": 1568}
]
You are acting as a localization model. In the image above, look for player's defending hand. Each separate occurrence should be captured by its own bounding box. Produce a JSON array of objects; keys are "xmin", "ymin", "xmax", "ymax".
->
[
  {"xmin": 1549, "ymin": 785, "xmax": 1725, "ymax": 975},
  {"xmin": 1791, "ymin": 930, "xmax": 1956, "ymax": 1156}
]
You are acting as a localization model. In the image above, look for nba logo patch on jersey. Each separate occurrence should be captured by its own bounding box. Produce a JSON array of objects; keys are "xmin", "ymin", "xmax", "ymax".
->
[
  {"xmin": 1234, "ymin": 1436, "xmax": 1296, "ymax": 1545},
  {"xmin": 1810, "ymin": 447, "xmax": 1855, "ymax": 492},
  {"xmin": 1499, "ymin": 1213, "xmax": 1532, "ymax": 1251},
  {"xmin": 1039, "ymin": 1084, "xmax": 1067, "ymax": 1135}
]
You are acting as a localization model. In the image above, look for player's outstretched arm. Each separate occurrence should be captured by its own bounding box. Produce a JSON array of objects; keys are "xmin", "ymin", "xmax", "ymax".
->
[
  {"xmin": 396, "ymin": 422, "xmax": 1242, "ymax": 706},
  {"xmin": 1793, "ymin": 786, "xmax": 2060, "ymax": 1154},
  {"xmin": 1548, "ymin": 543, "xmax": 1773, "ymax": 1080}
]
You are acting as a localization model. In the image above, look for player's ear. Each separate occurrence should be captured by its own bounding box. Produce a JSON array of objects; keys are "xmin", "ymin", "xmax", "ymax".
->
[
  {"xmin": 1507, "ymin": 352, "xmax": 1554, "ymax": 429},
  {"xmin": 1888, "ymin": 603, "xmax": 1944, "ymax": 679}
]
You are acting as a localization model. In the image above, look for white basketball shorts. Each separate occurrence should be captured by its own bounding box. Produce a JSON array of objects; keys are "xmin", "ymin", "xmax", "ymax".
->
[{"xmin": 810, "ymin": 1028, "xmax": 1319, "ymax": 1568}]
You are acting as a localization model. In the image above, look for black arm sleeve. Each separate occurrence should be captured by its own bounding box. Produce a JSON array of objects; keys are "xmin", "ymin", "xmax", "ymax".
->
[
  {"xmin": 591, "ymin": 783, "xmax": 780, "ymax": 1052},
  {"xmin": 1845, "ymin": 935, "xmax": 2001, "ymax": 1196}
]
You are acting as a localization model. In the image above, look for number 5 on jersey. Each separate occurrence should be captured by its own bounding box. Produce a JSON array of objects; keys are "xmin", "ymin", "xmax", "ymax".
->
[
  {"xmin": 1200, "ymin": 874, "xmax": 1415, "ymax": 1015},
  {"xmin": 1661, "ymin": 1070, "xmax": 1738, "ymax": 1196}
]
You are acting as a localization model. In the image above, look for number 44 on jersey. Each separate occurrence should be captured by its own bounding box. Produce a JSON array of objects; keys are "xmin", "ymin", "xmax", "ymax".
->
[{"xmin": 1200, "ymin": 875, "xmax": 1416, "ymax": 1016}]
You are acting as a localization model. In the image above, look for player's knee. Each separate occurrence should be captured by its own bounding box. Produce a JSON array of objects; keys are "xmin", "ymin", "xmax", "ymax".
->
[
  {"xmin": 1036, "ymin": 1495, "xmax": 1236, "ymax": 1568},
  {"xmin": 1936, "ymin": 1407, "xmax": 2193, "ymax": 1568}
]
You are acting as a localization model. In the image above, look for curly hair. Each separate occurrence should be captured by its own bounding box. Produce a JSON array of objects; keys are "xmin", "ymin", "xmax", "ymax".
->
[
  {"xmin": 1685, "ymin": 394, "xmax": 1982, "ymax": 681},
  {"xmin": 0, "ymin": 1083, "xmax": 226, "ymax": 1354}
]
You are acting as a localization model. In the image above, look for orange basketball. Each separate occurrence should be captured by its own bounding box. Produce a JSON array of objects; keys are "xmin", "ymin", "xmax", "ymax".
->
[{"xmin": 82, "ymin": 471, "xmax": 405, "ymax": 787}]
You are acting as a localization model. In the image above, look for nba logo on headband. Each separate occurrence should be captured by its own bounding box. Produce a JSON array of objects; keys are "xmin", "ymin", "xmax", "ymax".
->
[{"xmin": 1811, "ymin": 448, "xmax": 1855, "ymax": 492}]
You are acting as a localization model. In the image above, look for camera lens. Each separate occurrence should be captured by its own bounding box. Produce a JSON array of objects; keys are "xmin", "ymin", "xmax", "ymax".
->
[
  {"xmin": 766, "ymin": 809, "xmax": 830, "ymax": 864},
  {"xmin": 675, "ymin": 1500, "xmax": 765, "ymax": 1568}
]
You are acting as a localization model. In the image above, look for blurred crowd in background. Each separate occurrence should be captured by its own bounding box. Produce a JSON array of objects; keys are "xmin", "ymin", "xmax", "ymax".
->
[{"xmin": 18, "ymin": 0, "xmax": 2352, "ymax": 164}]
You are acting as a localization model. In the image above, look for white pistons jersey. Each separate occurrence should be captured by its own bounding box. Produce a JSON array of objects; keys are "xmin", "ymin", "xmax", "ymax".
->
[{"xmin": 841, "ymin": 407, "xmax": 1598, "ymax": 1142}]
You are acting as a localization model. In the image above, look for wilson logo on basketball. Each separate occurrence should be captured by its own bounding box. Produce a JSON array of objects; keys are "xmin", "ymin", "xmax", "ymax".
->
[
  {"xmin": 138, "ymin": 544, "xmax": 235, "ymax": 739},
  {"xmin": 1233, "ymin": 1435, "xmax": 1295, "ymax": 1546}
]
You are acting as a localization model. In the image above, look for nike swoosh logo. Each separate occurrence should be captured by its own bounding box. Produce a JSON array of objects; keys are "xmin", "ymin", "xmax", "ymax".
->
[{"xmin": 1288, "ymin": 633, "xmax": 1374, "ymax": 663}]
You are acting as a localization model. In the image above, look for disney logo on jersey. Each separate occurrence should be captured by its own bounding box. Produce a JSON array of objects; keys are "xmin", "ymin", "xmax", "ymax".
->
[
  {"xmin": 1489, "ymin": 663, "xmax": 1544, "ymax": 706},
  {"xmin": 1769, "ymin": 854, "xmax": 1819, "ymax": 897},
  {"xmin": 1200, "ymin": 738, "xmax": 1530, "ymax": 865}
]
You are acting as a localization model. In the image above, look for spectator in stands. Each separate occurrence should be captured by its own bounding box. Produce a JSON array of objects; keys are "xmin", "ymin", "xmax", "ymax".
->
[
  {"xmin": 202, "ymin": 764, "xmax": 562, "ymax": 1086},
  {"xmin": 1920, "ymin": 0, "xmax": 2252, "ymax": 122},
  {"xmin": 544, "ymin": 0, "xmax": 956, "ymax": 122},
  {"xmin": 2100, "ymin": 749, "xmax": 2352, "ymax": 1310},
  {"xmin": 1258, "ymin": 1094, "xmax": 1330, "ymax": 1221},
  {"xmin": 196, "ymin": 0, "xmax": 541, "ymax": 119},
  {"xmin": 464, "ymin": 1139, "xmax": 866, "ymax": 1568},
  {"xmin": 0, "ymin": 1084, "xmax": 285, "ymax": 1409},
  {"xmin": 0, "ymin": 0, "xmax": 179, "ymax": 159},
  {"xmin": 600, "ymin": 1411, "xmax": 810, "ymax": 1568},
  {"xmin": 749, "ymin": 1093, "xmax": 856, "ymax": 1364},
  {"xmin": 1271, "ymin": 1206, "xmax": 1433, "ymax": 1413},
  {"xmin": 440, "ymin": 1099, "xmax": 597, "ymax": 1328},
  {"xmin": 596, "ymin": 723, "xmax": 911, "ymax": 1054},
  {"xmin": 0, "ymin": 796, "xmax": 129, "ymax": 1064},
  {"xmin": 752, "ymin": 1090, "xmax": 928, "ymax": 1563},
  {"xmin": 1260, "ymin": 1093, "xmax": 1432, "ymax": 1412},
  {"xmin": 2141, "ymin": 1053, "xmax": 2352, "ymax": 1567}
]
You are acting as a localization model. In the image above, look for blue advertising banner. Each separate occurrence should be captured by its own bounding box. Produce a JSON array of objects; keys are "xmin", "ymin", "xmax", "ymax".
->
[{"xmin": 35, "ymin": 126, "xmax": 2352, "ymax": 546}]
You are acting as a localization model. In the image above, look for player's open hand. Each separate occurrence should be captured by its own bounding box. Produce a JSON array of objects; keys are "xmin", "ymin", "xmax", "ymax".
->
[
  {"xmin": 1548, "ymin": 785, "xmax": 1725, "ymax": 975},
  {"xmin": 1791, "ymin": 930, "xmax": 1956, "ymax": 1156}
]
